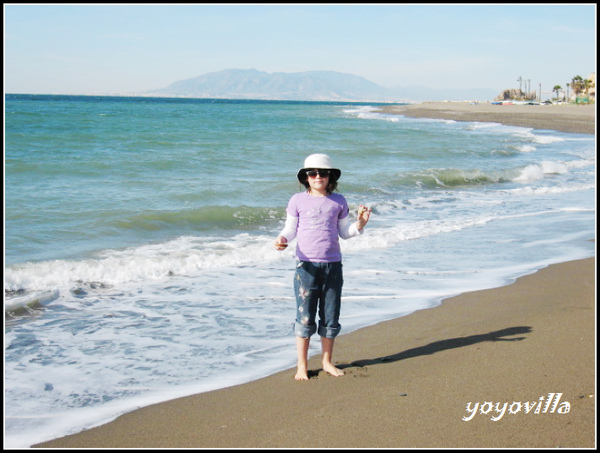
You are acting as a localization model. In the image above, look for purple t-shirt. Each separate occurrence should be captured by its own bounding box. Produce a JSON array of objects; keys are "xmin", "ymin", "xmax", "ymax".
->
[{"xmin": 286, "ymin": 191, "xmax": 350, "ymax": 263}]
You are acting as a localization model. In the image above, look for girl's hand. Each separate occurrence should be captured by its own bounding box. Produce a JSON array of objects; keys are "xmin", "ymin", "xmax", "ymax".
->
[
  {"xmin": 274, "ymin": 235, "xmax": 288, "ymax": 251},
  {"xmin": 357, "ymin": 205, "xmax": 371, "ymax": 230}
]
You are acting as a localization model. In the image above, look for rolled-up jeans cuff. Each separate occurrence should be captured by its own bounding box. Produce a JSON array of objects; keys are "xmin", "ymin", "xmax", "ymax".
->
[
  {"xmin": 318, "ymin": 324, "xmax": 341, "ymax": 339},
  {"xmin": 295, "ymin": 322, "xmax": 317, "ymax": 338}
]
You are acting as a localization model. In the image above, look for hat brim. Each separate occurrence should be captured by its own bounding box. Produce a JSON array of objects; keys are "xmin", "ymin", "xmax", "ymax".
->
[{"xmin": 297, "ymin": 168, "xmax": 341, "ymax": 184}]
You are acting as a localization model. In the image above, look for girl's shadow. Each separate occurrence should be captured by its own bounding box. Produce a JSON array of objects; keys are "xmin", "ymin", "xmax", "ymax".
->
[{"xmin": 343, "ymin": 326, "xmax": 531, "ymax": 369}]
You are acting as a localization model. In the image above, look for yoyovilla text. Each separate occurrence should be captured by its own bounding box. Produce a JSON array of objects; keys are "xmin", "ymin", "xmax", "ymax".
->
[{"xmin": 462, "ymin": 393, "xmax": 570, "ymax": 421}]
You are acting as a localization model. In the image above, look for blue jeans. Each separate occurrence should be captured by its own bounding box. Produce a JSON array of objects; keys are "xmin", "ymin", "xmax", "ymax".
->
[{"xmin": 294, "ymin": 261, "xmax": 343, "ymax": 339}]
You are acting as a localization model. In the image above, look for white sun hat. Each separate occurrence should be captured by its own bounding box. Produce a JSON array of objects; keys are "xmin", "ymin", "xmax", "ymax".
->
[{"xmin": 296, "ymin": 153, "xmax": 341, "ymax": 183}]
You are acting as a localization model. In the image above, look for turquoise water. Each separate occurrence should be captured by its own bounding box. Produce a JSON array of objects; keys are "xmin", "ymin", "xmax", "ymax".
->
[{"xmin": 4, "ymin": 94, "xmax": 595, "ymax": 447}]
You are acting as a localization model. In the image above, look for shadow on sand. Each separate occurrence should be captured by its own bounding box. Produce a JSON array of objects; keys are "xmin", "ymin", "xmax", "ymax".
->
[{"xmin": 343, "ymin": 325, "xmax": 532, "ymax": 370}]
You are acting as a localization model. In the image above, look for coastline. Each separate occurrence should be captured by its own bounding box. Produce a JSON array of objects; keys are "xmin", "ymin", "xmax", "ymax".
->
[
  {"xmin": 31, "ymin": 102, "xmax": 596, "ymax": 449},
  {"xmin": 34, "ymin": 256, "xmax": 596, "ymax": 448},
  {"xmin": 377, "ymin": 102, "xmax": 596, "ymax": 134}
]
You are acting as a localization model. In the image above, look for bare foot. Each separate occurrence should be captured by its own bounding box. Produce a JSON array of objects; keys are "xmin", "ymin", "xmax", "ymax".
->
[
  {"xmin": 322, "ymin": 362, "xmax": 344, "ymax": 377},
  {"xmin": 295, "ymin": 372, "xmax": 309, "ymax": 381},
  {"xmin": 294, "ymin": 367, "xmax": 308, "ymax": 381}
]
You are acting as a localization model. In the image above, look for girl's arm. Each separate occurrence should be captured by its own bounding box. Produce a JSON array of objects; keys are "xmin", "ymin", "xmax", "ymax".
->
[
  {"xmin": 339, "ymin": 205, "xmax": 371, "ymax": 239},
  {"xmin": 275, "ymin": 214, "xmax": 298, "ymax": 250}
]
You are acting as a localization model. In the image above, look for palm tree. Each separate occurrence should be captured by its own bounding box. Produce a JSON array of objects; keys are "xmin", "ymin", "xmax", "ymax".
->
[
  {"xmin": 582, "ymin": 78, "xmax": 594, "ymax": 96},
  {"xmin": 570, "ymin": 75, "xmax": 584, "ymax": 96},
  {"xmin": 571, "ymin": 75, "xmax": 595, "ymax": 102},
  {"xmin": 552, "ymin": 85, "xmax": 562, "ymax": 100}
]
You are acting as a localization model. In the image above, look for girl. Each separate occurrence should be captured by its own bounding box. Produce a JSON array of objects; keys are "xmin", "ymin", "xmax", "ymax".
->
[{"xmin": 275, "ymin": 154, "xmax": 371, "ymax": 380}]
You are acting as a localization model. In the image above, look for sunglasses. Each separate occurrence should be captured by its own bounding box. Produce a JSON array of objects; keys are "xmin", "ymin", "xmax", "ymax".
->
[{"xmin": 306, "ymin": 169, "xmax": 330, "ymax": 178}]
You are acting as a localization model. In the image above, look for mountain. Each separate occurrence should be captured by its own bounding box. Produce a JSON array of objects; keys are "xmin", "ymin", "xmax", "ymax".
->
[
  {"xmin": 144, "ymin": 69, "xmax": 497, "ymax": 102},
  {"xmin": 145, "ymin": 69, "xmax": 399, "ymax": 102}
]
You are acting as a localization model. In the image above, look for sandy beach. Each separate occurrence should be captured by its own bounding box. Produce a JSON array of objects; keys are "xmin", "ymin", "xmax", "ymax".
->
[
  {"xmin": 377, "ymin": 102, "xmax": 596, "ymax": 135},
  {"xmin": 34, "ymin": 255, "xmax": 595, "ymax": 449},
  {"xmin": 33, "ymin": 103, "xmax": 596, "ymax": 449}
]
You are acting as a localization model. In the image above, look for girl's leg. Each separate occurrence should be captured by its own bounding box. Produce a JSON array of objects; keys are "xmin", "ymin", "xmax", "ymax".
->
[
  {"xmin": 317, "ymin": 262, "xmax": 343, "ymax": 376},
  {"xmin": 321, "ymin": 336, "xmax": 344, "ymax": 377},
  {"xmin": 293, "ymin": 262, "xmax": 318, "ymax": 381},
  {"xmin": 295, "ymin": 336, "xmax": 310, "ymax": 381}
]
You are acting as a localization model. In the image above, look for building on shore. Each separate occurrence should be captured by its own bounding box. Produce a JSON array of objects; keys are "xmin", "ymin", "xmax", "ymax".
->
[{"xmin": 586, "ymin": 72, "xmax": 595, "ymax": 101}]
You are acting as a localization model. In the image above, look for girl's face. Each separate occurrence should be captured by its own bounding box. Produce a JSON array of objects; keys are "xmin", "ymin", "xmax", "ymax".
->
[{"xmin": 306, "ymin": 169, "xmax": 330, "ymax": 195}]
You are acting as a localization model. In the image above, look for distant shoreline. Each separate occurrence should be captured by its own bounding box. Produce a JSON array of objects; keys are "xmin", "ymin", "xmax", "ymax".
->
[
  {"xmin": 376, "ymin": 101, "xmax": 596, "ymax": 135},
  {"xmin": 7, "ymin": 93, "xmax": 595, "ymax": 134}
]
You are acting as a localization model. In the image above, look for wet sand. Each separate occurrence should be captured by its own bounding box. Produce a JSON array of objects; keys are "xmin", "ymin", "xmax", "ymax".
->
[
  {"xmin": 35, "ymin": 257, "xmax": 595, "ymax": 448},
  {"xmin": 377, "ymin": 102, "xmax": 595, "ymax": 134}
]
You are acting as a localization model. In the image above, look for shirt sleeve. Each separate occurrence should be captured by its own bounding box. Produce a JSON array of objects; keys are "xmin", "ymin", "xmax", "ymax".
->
[
  {"xmin": 338, "ymin": 214, "xmax": 363, "ymax": 239},
  {"xmin": 279, "ymin": 213, "xmax": 298, "ymax": 242}
]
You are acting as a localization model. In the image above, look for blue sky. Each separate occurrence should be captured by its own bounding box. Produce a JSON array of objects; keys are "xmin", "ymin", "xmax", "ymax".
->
[{"xmin": 4, "ymin": 4, "xmax": 596, "ymax": 96}]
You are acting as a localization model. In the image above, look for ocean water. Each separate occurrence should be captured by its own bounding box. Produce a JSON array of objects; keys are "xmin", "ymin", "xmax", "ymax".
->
[{"xmin": 4, "ymin": 94, "xmax": 595, "ymax": 447}]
